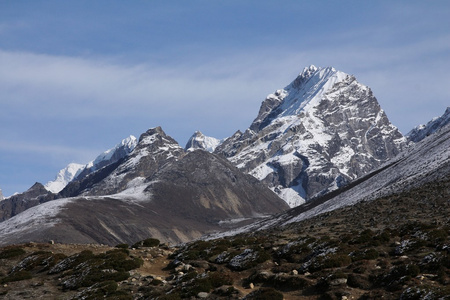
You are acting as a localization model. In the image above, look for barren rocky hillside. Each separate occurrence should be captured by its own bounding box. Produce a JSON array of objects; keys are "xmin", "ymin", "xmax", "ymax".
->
[{"xmin": 1, "ymin": 177, "xmax": 448, "ymax": 299}]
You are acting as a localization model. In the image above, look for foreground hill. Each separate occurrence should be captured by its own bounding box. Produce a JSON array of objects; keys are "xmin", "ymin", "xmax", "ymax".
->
[{"xmin": 0, "ymin": 177, "xmax": 448, "ymax": 299}]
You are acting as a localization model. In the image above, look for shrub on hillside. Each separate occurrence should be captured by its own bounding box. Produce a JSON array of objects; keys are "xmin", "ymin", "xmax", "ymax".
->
[
  {"xmin": 132, "ymin": 238, "xmax": 160, "ymax": 248},
  {"xmin": 0, "ymin": 247, "xmax": 26, "ymax": 259},
  {"xmin": 0, "ymin": 270, "xmax": 32, "ymax": 283},
  {"xmin": 244, "ymin": 287, "xmax": 283, "ymax": 300}
]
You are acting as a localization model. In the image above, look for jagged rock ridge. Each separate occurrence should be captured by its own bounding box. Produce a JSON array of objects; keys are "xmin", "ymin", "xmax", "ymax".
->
[{"xmin": 216, "ymin": 65, "xmax": 406, "ymax": 207}]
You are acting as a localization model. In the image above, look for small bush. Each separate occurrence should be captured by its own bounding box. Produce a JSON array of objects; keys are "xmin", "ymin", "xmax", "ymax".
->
[
  {"xmin": 115, "ymin": 243, "xmax": 129, "ymax": 249},
  {"xmin": 0, "ymin": 270, "xmax": 32, "ymax": 283},
  {"xmin": 207, "ymin": 271, "xmax": 233, "ymax": 287},
  {"xmin": 427, "ymin": 229, "xmax": 448, "ymax": 243},
  {"xmin": 0, "ymin": 247, "xmax": 26, "ymax": 259},
  {"xmin": 351, "ymin": 249, "xmax": 379, "ymax": 261},
  {"xmin": 159, "ymin": 294, "xmax": 182, "ymax": 300},
  {"xmin": 245, "ymin": 287, "xmax": 284, "ymax": 300},
  {"xmin": 322, "ymin": 254, "xmax": 352, "ymax": 269},
  {"xmin": 375, "ymin": 230, "xmax": 392, "ymax": 243},
  {"xmin": 269, "ymin": 274, "xmax": 309, "ymax": 290},
  {"xmin": 132, "ymin": 238, "xmax": 160, "ymax": 248},
  {"xmin": 142, "ymin": 238, "xmax": 160, "ymax": 247},
  {"xmin": 350, "ymin": 229, "xmax": 374, "ymax": 245},
  {"xmin": 185, "ymin": 271, "xmax": 233, "ymax": 296}
]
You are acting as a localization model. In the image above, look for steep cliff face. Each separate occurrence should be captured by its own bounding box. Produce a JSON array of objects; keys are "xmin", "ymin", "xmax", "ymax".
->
[{"xmin": 216, "ymin": 65, "xmax": 406, "ymax": 207}]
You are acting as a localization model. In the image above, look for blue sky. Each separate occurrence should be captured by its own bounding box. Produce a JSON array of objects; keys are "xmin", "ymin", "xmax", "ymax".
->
[{"xmin": 0, "ymin": 1, "xmax": 449, "ymax": 196}]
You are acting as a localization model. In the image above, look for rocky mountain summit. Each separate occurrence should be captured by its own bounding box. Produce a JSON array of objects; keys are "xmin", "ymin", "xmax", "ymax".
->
[
  {"xmin": 185, "ymin": 131, "xmax": 222, "ymax": 152},
  {"xmin": 216, "ymin": 65, "xmax": 407, "ymax": 207}
]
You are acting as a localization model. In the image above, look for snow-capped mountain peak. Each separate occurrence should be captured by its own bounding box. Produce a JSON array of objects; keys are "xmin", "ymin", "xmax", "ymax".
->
[
  {"xmin": 278, "ymin": 66, "xmax": 347, "ymax": 117},
  {"xmin": 216, "ymin": 65, "xmax": 406, "ymax": 207},
  {"xmin": 89, "ymin": 135, "xmax": 137, "ymax": 169},
  {"xmin": 44, "ymin": 163, "xmax": 86, "ymax": 193},
  {"xmin": 250, "ymin": 66, "xmax": 349, "ymax": 132},
  {"xmin": 185, "ymin": 131, "xmax": 222, "ymax": 152},
  {"xmin": 44, "ymin": 135, "xmax": 138, "ymax": 194}
]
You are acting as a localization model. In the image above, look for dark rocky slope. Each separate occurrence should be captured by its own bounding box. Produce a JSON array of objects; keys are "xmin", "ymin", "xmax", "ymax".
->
[{"xmin": 0, "ymin": 178, "xmax": 448, "ymax": 299}]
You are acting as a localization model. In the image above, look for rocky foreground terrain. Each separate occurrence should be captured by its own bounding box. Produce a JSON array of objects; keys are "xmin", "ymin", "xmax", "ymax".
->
[{"xmin": 0, "ymin": 177, "xmax": 448, "ymax": 300}]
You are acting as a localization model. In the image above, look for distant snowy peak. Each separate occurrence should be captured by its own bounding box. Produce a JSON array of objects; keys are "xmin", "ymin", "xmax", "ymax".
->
[
  {"xmin": 185, "ymin": 131, "xmax": 222, "ymax": 152},
  {"xmin": 45, "ymin": 163, "xmax": 85, "ymax": 193},
  {"xmin": 44, "ymin": 135, "xmax": 138, "ymax": 194},
  {"xmin": 85, "ymin": 135, "xmax": 137, "ymax": 172},
  {"xmin": 0, "ymin": 188, "xmax": 4, "ymax": 201},
  {"xmin": 406, "ymin": 107, "xmax": 450, "ymax": 143}
]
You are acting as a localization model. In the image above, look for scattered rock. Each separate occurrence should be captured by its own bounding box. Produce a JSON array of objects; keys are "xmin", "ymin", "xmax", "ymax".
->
[
  {"xmin": 330, "ymin": 278, "xmax": 348, "ymax": 286},
  {"xmin": 198, "ymin": 291, "xmax": 209, "ymax": 298}
]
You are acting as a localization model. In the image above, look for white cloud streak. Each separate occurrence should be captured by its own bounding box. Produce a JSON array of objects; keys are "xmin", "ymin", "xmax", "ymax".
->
[{"xmin": 1, "ymin": 30, "xmax": 449, "ymax": 138}]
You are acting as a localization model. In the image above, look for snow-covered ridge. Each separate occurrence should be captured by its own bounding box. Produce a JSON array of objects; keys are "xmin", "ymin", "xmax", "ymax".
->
[
  {"xmin": 406, "ymin": 107, "xmax": 450, "ymax": 143},
  {"xmin": 89, "ymin": 135, "xmax": 137, "ymax": 169},
  {"xmin": 185, "ymin": 131, "xmax": 222, "ymax": 152},
  {"xmin": 44, "ymin": 135, "xmax": 137, "ymax": 193},
  {"xmin": 44, "ymin": 163, "xmax": 85, "ymax": 193},
  {"xmin": 277, "ymin": 65, "xmax": 348, "ymax": 118}
]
